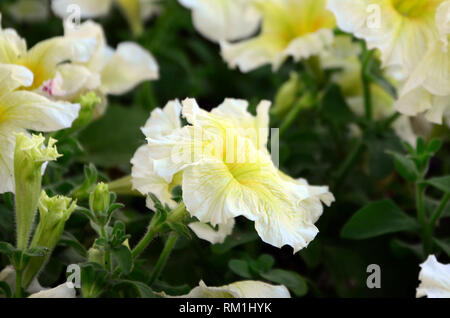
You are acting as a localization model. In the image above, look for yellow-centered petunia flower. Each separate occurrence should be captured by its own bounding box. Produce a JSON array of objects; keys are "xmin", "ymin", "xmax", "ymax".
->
[
  {"xmin": 131, "ymin": 100, "xmax": 235, "ymax": 244},
  {"xmin": 221, "ymin": 0, "xmax": 336, "ymax": 72},
  {"xmin": 327, "ymin": 0, "xmax": 445, "ymax": 72},
  {"xmin": 0, "ymin": 65, "xmax": 79, "ymax": 194},
  {"xmin": 143, "ymin": 98, "xmax": 334, "ymax": 253},
  {"xmin": 394, "ymin": 1, "xmax": 450, "ymax": 123},
  {"xmin": 0, "ymin": 14, "xmax": 97, "ymax": 93}
]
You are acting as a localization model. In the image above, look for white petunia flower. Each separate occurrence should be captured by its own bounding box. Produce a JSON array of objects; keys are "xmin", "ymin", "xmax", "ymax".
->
[
  {"xmin": 0, "ymin": 14, "xmax": 97, "ymax": 94},
  {"xmin": 55, "ymin": 20, "xmax": 158, "ymax": 117},
  {"xmin": 145, "ymin": 98, "xmax": 334, "ymax": 253},
  {"xmin": 416, "ymin": 255, "xmax": 450, "ymax": 298},
  {"xmin": 220, "ymin": 0, "xmax": 335, "ymax": 72},
  {"xmin": 28, "ymin": 283, "xmax": 76, "ymax": 298},
  {"xmin": 179, "ymin": 0, "xmax": 261, "ymax": 43},
  {"xmin": 51, "ymin": 0, "xmax": 161, "ymax": 35},
  {"xmin": 171, "ymin": 280, "xmax": 290, "ymax": 298},
  {"xmin": 0, "ymin": 64, "xmax": 80, "ymax": 194},
  {"xmin": 132, "ymin": 100, "xmax": 182, "ymax": 208},
  {"xmin": 394, "ymin": 1, "xmax": 450, "ymax": 124},
  {"xmin": 327, "ymin": 0, "xmax": 445, "ymax": 72},
  {"xmin": 131, "ymin": 100, "xmax": 235, "ymax": 244},
  {"xmin": 321, "ymin": 35, "xmax": 421, "ymax": 145}
]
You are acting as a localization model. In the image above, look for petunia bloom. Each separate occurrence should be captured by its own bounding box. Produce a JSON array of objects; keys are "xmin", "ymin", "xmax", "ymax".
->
[
  {"xmin": 178, "ymin": 0, "xmax": 261, "ymax": 43},
  {"xmin": 394, "ymin": 1, "xmax": 450, "ymax": 124},
  {"xmin": 221, "ymin": 0, "xmax": 336, "ymax": 72},
  {"xmin": 143, "ymin": 98, "xmax": 334, "ymax": 253},
  {"xmin": 327, "ymin": 0, "xmax": 445, "ymax": 72},
  {"xmin": 416, "ymin": 255, "xmax": 450, "ymax": 298},
  {"xmin": 131, "ymin": 100, "xmax": 235, "ymax": 244},
  {"xmin": 60, "ymin": 20, "xmax": 159, "ymax": 116},
  {"xmin": 171, "ymin": 280, "xmax": 290, "ymax": 298},
  {"xmin": 0, "ymin": 65, "xmax": 79, "ymax": 194},
  {"xmin": 0, "ymin": 14, "xmax": 97, "ymax": 93},
  {"xmin": 321, "ymin": 35, "xmax": 421, "ymax": 145}
]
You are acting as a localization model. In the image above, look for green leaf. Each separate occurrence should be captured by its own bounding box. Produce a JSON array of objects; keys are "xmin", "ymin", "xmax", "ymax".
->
[
  {"xmin": 424, "ymin": 176, "xmax": 450, "ymax": 193},
  {"xmin": 0, "ymin": 281, "xmax": 11, "ymax": 298},
  {"xmin": 260, "ymin": 269, "xmax": 308, "ymax": 297},
  {"xmin": 112, "ymin": 245, "xmax": 133, "ymax": 275},
  {"xmin": 59, "ymin": 232, "xmax": 87, "ymax": 257},
  {"xmin": 253, "ymin": 254, "xmax": 275, "ymax": 273},
  {"xmin": 0, "ymin": 241, "xmax": 16, "ymax": 256},
  {"xmin": 79, "ymin": 104, "xmax": 149, "ymax": 168},
  {"xmin": 341, "ymin": 200, "xmax": 418, "ymax": 239},
  {"xmin": 434, "ymin": 238, "xmax": 450, "ymax": 258},
  {"xmin": 116, "ymin": 280, "xmax": 161, "ymax": 298},
  {"xmin": 426, "ymin": 138, "xmax": 442, "ymax": 154},
  {"xmin": 390, "ymin": 239, "xmax": 424, "ymax": 259},
  {"xmin": 228, "ymin": 259, "xmax": 253, "ymax": 279},
  {"xmin": 387, "ymin": 151, "xmax": 418, "ymax": 182}
]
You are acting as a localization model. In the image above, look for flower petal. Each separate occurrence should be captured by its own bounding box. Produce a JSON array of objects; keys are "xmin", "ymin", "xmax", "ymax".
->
[
  {"xmin": 28, "ymin": 283, "xmax": 76, "ymax": 298},
  {"xmin": 141, "ymin": 99, "xmax": 182, "ymax": 138},
  {"xmin": 188, "ymin": 218, "xmax": 234, "ymax": 244},
  {"xmin": 131, "ymin": 145, "xmax": 177, "ymax": 208},
  {"xmin": 417, "ymin": 255, "xmax": 450, "ymax": 298},
  {"xmin": 100, "ymin": 42, "xmax": 159, "ymax": 95},
  {"xmin": 180, "ymin": 280, "xmax": 290, "ymax": 298},
  {"xmin": 182, "ymin": 0, "xmax": 261, "ymax": 43},
  {"xmin": 1, "ymin": 90, "xmax": 80, "ymax": 132}
]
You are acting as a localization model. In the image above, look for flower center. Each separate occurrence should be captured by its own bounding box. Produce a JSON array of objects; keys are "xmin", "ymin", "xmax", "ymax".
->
[{"xmin": 391, "ymin": 0, "xmax": 437, "ymax": 18}]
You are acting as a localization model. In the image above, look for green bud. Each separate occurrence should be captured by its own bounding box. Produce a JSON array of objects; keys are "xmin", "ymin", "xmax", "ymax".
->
[
  {"xmin": 89, "ymin": 183, "xmax": 110, "ymax": 220},
  {"xmin": 22, "ymin": 191, "xmax": 76, "ymax": 287},
  {"xmin": 272, "ymin": 72, "xmax": 303, "ymax": 117},
  {"xmin": 73, "ymin": 92, "xmax": 101, "ymax": 130},
  {"xmin": 14, "ymin": 133, "xmax": 61, "ymax": 251},
  {"xmin": 87, "ymin": 247, "xmax": 104, "ymax": 266}
]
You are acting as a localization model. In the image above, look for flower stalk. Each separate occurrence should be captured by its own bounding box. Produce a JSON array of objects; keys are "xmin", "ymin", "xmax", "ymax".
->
[{"xmin": 131, "ymin": 203, "xmax": 187, "ymax": 259}]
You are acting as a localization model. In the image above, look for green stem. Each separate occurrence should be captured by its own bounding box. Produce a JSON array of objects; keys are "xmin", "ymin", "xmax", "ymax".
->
[
  {"xmin": 107, "ymin": 176, "xmax": 141, "ymax": 196},
  {"xmin": 361, "ymin": 45, "xmax": 374, "ymax": 122},
  {"xmin": 415, "ymin": 183, "xmax": 427, "ymax": 229},
  {"xmin": 278, "ymin": 93, "xmax": 314, "ymax": 137},
  {"xmin": 333, "ymin": 138, "xmax": 365, "ymax": 188},
  {"xmin": 131, "ymin": 203, "xmax": 187, "ymax": 259},
  {"xmin": 148, "ymin": 232, "xmax": 178, "ymax": 286},
  {"xmin": 415, "ymin": 183, "xmax": 431, "ymax": 254},
  {"xmin": 304, "ymin": 56, "xmax": 324, "ymax": 86},
  {"xmin": 380, "ymin": 112, "xmax": 401, "ymax": 130},
  {"xmin": 15, "ymin": 268, "xmax": 22, "ymax": 298},
  {"xmin": 429, "ymin": 193, "xmax": 450, "ymax": 232},
  {"xmin": 101, "ymin": 227, "xmax": 112, "ymax": 272}
]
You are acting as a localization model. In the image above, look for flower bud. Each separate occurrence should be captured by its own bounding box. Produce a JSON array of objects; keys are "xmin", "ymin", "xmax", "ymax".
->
[
  {"xmin": 22, "ymin": 191, "xmax": 76, "ymax": 287},
  {"xmin": 14, "ymin": 133, "xmax": 61, "ymax": 251},
  {"xmin": 87, "ymin": 247, "xmax": 104, "ymax": 266},
  {"xmin": 272, "ymin": 72, "xmax": 303, "ymax": 117},
  {"xmin": 70, "ymin": 92, "xmax": 101, "ymax": 132},
  {"xmin": 89, "ymin": 182, "xmax": 110, "ymax": 219}
]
